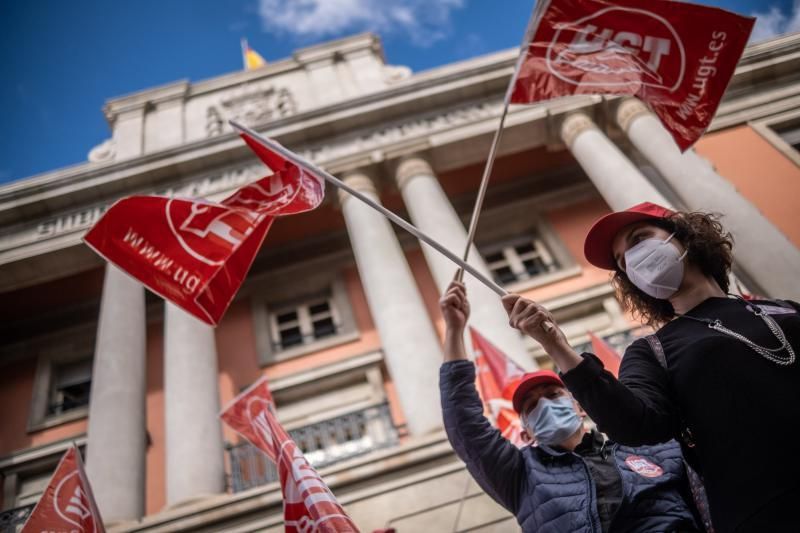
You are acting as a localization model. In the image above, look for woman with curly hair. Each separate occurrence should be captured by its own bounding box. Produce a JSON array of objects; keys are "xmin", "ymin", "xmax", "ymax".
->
[{"xmin": 501, "ymin": 202, "xmax": 799, "ymax": 533}]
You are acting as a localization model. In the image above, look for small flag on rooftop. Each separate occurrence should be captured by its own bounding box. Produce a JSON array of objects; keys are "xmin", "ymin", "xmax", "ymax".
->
[{"xmin": 241, "ymin": 38, "xmax": 267, "ymax": 70}]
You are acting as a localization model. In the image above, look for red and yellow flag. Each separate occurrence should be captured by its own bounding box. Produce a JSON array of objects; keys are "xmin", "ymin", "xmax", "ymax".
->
[{"xmin": 241, "ymin": 38, "xmax": 267, "ymax": 70}]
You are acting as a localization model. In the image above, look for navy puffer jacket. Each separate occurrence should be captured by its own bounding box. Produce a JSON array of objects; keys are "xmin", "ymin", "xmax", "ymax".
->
[{"xmin": 441, "ymin": 360, "xmax": 700, "ymax": 533}]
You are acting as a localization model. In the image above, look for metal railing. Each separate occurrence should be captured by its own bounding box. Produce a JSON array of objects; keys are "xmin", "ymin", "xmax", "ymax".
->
[
  {"xmin": 0, "ymin": 504, "xmax": 35, "ymax": 533},
  {"xmin": 227, "ymin": 402, "xmax": 398, "ymax": 493}
]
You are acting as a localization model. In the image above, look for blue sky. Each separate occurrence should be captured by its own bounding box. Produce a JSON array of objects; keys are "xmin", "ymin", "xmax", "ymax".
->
[{"xmin": 1, "ymin": 0, "xmax": 798, "ymax": 185}]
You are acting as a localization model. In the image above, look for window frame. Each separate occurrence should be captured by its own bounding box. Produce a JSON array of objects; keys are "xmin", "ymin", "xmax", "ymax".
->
[
  {"xmin": 751, "ymin": 109, "xmax": 800, "ymax": 168},
  {"xmin": 252, "ymin": 276, "xmax": 359, "ymax": 366},
  {"xmin": 26, "ymin": 324, "xmax": 96, "ymax": 432},
  {"xmin": 474, "ymin": 203, "xmax": 579, "ymax": 293}
]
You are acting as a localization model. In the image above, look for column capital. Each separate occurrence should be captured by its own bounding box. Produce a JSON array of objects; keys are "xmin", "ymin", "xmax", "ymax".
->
[
  {"xmin": 395, "ymin": 156, "xmax": 434, "ymax": 190},
  {"xmin": 616, "ymin": 98, "xmax": 651, "ymax": 133},
  {"xmin": 560, "ymin": 113, "xmax": 598, "ymax": 148},
  {"xmin": 338, "ymin": 172, "xmax": 377, "ymax": 205}
]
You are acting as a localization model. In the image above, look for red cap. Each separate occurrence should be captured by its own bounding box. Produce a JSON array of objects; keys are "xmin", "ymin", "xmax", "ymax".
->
[
  {"xmin": 512, "ymin": 370, "xmax": 565, "ymax": 413},
  {"xmin": 584, "ymin": 202, "xmax": 674, "ymax": 270}
]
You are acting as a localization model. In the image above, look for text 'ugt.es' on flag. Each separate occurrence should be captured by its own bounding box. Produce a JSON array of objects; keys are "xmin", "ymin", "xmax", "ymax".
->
[
  {"xmin": 511, "ymin": 0, "xmax": 754, "ymax": 150},
  {"xmin": 83, "ymin": 131, "xmax": 324, "ymax": 326},
  {"xmin": 21, "ymin": 445, "xmax": 105, "ymax": 533},
  {"xmin": 220, "ymin": 376, "xmax": 359, "ymax": 532}
]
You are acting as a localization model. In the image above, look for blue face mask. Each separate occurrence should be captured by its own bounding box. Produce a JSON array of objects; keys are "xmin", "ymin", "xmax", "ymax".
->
[{"xmin": 524, "ymin": 395, "xmax": 583, "ymax": 446}]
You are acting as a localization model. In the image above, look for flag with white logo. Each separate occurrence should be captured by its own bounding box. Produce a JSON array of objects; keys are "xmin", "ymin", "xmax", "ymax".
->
[
  {"xmin": 470, "ymin": 327, "xmax": 526, "ymax": 447},
  {"xmin": 511, "ymin": 0, "xmax": 754, "ymax": 149},
  {"xmin": 220, "ymin": 376, "xmax": 359, "ymax": 532},
  {"xmin": 21, "ymin": 445, "xmax": 105, "ymax": 533},
  {"xmin": 84, "ymin": 132, "xmax": 324, "ymax": 326}
]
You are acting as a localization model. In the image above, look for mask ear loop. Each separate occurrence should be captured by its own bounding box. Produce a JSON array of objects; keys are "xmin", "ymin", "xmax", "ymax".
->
[{"xmin": 664, "ymin": 232, "xmax": 689, "ymax": 262}]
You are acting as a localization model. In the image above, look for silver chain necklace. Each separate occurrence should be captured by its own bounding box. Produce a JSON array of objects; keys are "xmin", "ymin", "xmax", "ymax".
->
[{"xmin": 679, "ymin": 297, "xmax": 796, "ymax": 366}]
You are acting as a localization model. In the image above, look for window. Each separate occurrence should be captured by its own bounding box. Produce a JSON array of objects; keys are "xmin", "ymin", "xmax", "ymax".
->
[
  {"xmin": 46, "ymin": 358, "xmax": 92, "ymax": 416},
  {"xmin": 483, "ymin": 237, "xmax": 559, "ymax": 286},
  {"xmin": 252, "ymin": 276, "xmax": 359, "ymax": 364},
  {"xmin": 270, "ymin": 299, "xmax": 340, "ymax": 351},
  {"xmin": 26, "ymin": 324, "xmax": 96, "ymax": 431},
  {"xmin": 771, "ymin": 121, "xmax": 800, "ymax": 153}
]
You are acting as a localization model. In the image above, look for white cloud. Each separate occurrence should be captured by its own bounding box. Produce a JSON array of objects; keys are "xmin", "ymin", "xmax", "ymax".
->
[
  {"xmin": 751, "ymin": 1, "xmax": 800, "ymax": 42},
  {"xmin": 257, "ymin": 0, "xmax": 465, "ymax": 46}
]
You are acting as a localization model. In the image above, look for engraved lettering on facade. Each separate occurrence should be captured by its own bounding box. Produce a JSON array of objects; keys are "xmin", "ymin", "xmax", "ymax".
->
[{"xmin": 205, "ymin": 87, "xmax": 297, "ymax": 137}]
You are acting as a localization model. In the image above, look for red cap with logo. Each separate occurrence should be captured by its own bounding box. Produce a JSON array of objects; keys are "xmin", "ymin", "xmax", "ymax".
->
[
  {"xmin": 511, "ymin": 370, "xmax": 565, "ymax": 413},
  {"xmin": 584, "ymin": 202, "xmax": 675, "ymax": 270}
]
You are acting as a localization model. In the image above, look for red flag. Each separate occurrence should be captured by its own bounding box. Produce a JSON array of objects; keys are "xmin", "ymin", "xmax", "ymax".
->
[
  {"xmin": 84, "ymin": 133, "xmax": 324, "ymax": 326},
  {"xmin": 510, "ymin": 0, "xmax": 754, "ymax": 150},
  {"xmin": 471, "ymin": 328, "xmax": 526, "ymax": 447},
  {"xmin": 588, "ymin": 331, "xmax": 622, "ymax": 377},
  {"xmin": 21, "ymin": 445, "xmax": 105, "ymax": 533},
  {"xmin": 220, "ymin": 376, "xmax": 359, "ymax": 532},
  {"xmin": 469, "ymin": 328, "xmax": 525, "ymax": 396}
]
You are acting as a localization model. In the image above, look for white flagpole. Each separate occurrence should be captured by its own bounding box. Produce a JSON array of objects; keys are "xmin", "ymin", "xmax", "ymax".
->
[
  {"xmin": 455, "ymin": 3, "xmax": 544, "ymax": 283},
  {"xmin": 240, "ymin": 38, "xmax": 248, "ymax": 70},
  {"xmin": 229, "ymin": 120, "xmax": 508, "ymax": 298}
]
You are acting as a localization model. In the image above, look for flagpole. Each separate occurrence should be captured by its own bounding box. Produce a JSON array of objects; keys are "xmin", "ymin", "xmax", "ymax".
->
[
  {"xmin": 455, "ymin": 5, "xmax": 542, "ymax": 283},
  {"xmin": 229, "ymin": 120, "xmax": 508, "ymax": 298},
  {"xmin": 240, "ymin": 38, "xmax": 248, "ymax": 70}
]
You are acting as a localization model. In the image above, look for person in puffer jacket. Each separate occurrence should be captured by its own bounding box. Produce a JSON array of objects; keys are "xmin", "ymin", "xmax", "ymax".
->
[{"xmin": 439, "ymin": 281, "xmax": 701, "ymax": 533}]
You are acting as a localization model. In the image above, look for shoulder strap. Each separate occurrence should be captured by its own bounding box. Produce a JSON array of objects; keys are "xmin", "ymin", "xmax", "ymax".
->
[{"xmin": 645, "ymin": 335, "xmax": 668, "ymax": 370}]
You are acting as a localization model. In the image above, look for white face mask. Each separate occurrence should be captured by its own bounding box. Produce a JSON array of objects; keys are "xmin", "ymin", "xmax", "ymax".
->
[{"xmin": 624, "ymin": 233, "xmax": 688, "ymax": 300}]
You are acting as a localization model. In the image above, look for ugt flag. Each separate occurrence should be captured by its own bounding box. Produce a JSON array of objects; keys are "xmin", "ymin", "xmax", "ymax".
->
[
  {"xmin": 21, "ymin": 445, "xmax": 105, "ymax": 533},
  {"xmin": 511, "ymin": 0, "xmax": 754, "ymax": 150},
  {"xmin": 220, "ymin": 376, "xmax": 359, "ymax": 532},
  {"xmin": 470, "ymin": 328, "xmax": 526, "ymax": 447},
  {"xmin": 84, "ymin": 131, "xmax": 324, "ymax": 326}
]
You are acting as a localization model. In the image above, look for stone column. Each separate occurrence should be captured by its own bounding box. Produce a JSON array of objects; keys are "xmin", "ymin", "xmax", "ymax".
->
[
  {"xmin": 617, "ymin": 98, "xmax": 800, "ymax": 300},
  {"xmin": 560, "ymin": 113, "xmax": 672, "ymax": 210},
  {"xmin": 339, "ymin": 173, "xmax": 444, "ymax": 435},
  {"xmin": 164, "ymin": 303, "xmax": 225, "ymax": 506},
  {"xmin": 86, "ymin": 265, "xmax": 147, "ymax": 522},
  {"xmin": 395, "ymin": 156, "xmax": 534, "ymax": 370}
]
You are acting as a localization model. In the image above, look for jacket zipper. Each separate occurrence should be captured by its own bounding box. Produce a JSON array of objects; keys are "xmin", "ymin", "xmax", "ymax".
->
[{"xmin": 576, "ymin": 453, "xmax": 602, "ymax": 533}]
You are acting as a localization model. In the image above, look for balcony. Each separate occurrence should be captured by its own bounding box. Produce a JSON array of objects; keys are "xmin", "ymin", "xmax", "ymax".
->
[
  {"xmin": 0, "ymin": 504, "xmax": 34, "ymax": 533},
  {"xmin": 226, "ymin": 402, "xmax": 398, "ymax": 493}
]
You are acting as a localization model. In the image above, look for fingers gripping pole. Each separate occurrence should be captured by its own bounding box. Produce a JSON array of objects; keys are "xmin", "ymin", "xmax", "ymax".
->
[{"xmin": 230, "ymin": 120, "xmax": 508, "ymax": 298}]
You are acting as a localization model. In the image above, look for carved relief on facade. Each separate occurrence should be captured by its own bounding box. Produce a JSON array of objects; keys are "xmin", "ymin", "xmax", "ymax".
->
[{"xmin": 205, "ymin": 86, "xmax": 297, "ymax": 137}]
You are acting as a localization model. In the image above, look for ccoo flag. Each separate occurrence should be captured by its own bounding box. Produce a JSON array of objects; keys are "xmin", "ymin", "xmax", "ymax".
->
[
  {"xmin": 84, "ymin": 131, "xmax": 324, "ymax": 326},
  {"xmin": 220, "ymin": 376, "xmax": 359, "ymax": 532},
  {"xmin": 21, "ymin": 445, "xmax": 105, "ymax": 533},
  {"xmin": 510, "ymin": 0, "xmax": 754, "ymax": 150}
]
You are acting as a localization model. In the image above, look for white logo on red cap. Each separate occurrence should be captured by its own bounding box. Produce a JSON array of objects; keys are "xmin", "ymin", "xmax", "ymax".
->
[{"xmin": 625, "ymin": 455, "xmax": 664, "ymax": 478}]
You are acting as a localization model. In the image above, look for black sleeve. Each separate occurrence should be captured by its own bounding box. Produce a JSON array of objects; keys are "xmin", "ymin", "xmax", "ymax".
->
[
  {"xmin": 440, "ymin": 360, "xmax": 524, "ymax": 513},
  {"xmin": 561, "ymin": 338, "xmax": 681, "ymax": 446}
]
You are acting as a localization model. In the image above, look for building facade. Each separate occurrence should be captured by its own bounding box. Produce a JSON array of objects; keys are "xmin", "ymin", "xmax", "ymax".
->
[{"xmin": 1, "ymin": 32, "xmax": 799, "ymax": 532}]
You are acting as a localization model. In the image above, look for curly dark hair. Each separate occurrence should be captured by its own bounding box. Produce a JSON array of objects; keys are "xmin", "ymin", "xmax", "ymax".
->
[{"xmin": 611, "ymin": 211, "xmax": 734, "ymax": 327}]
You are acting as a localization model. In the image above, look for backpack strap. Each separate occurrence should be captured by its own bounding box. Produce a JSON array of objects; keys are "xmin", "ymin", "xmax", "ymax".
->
[
  {"xmin": 645, "ymin": 336, "xmax": 714, "ymax": 532},
  {"xmin": 644, "ymin": 335, "xmax": 697, "ymax": 451},
  {"xmin": 645, "ymin": 334, "xmax": 668, "ymax": 370}
]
